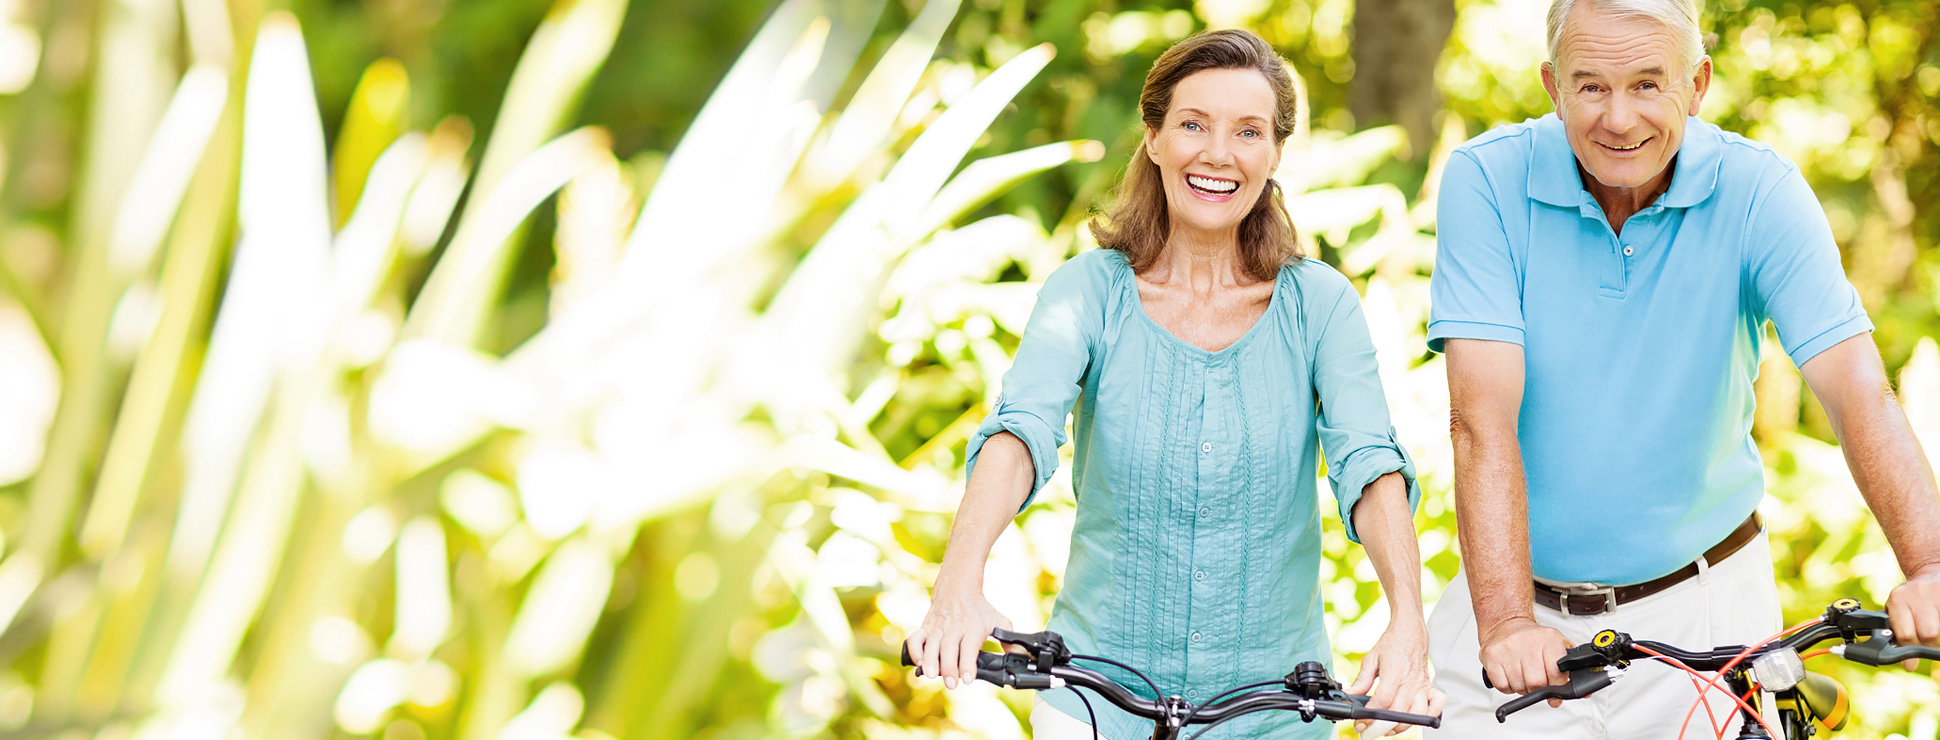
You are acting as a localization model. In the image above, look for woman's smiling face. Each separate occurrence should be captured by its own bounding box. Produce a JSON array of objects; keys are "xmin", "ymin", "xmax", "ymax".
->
[{"xmin": 1143, "ymin": 68, "xmax": 1283, "ymax": 244}]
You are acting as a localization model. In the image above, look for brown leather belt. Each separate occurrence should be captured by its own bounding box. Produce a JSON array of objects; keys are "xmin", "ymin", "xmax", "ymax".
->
[{"xmin": 1533, "ymin": 512, "xmax": 1763, "ymax": 616}]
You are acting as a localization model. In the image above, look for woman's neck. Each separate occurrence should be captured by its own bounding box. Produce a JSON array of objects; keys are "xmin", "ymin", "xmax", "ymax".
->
[{"xmin": 1147, "ymin": 227, "xmax": 1251, "ymax": 292}]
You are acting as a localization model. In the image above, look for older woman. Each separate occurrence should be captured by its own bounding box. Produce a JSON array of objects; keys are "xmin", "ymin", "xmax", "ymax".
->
[{"xmin": 906, "ymin": 29, "xmax": 1442, "ymax": 739}]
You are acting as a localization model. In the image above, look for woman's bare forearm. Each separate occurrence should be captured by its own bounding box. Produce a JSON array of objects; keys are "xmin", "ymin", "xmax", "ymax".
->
[
  {"xmin": 1352, "ymin": 471, "xmax": 1425, "ymax": 623},
  {"xmin": 934, "ymin": 431, "xmax": 1037, "ymax": 595}
]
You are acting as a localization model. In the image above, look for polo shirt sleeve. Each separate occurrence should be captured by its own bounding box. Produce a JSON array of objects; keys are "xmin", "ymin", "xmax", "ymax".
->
[
  {"xmin": 1305, "ymin": 268, "xmax": 1422, "ymax": 544},
  {"xmin": 965, "ymin": 252, "xmax": 1106, "ymax": 512},
  {"xmin": 1427, "ymin": 149, "xmax": 1524, "ymax": 352},
  {"xmin": 1744, "ymin": 166, "xmax": 1873, "ymax": 367}
]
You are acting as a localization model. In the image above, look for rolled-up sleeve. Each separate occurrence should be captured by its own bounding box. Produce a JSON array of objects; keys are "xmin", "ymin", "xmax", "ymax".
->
[
  {"xmin": 1305, "ymin": 269, "xmax": 1421, "ymax": 543},
  {"xmin": 965, "ymin": 253, "xmax": 1107, "ymax": 511}
]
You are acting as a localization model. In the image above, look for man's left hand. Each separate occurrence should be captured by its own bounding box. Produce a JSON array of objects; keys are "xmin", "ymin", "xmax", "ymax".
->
[{"xmin": 1885, "ymin": 564, "xmax": 1940, "ymax": 670}]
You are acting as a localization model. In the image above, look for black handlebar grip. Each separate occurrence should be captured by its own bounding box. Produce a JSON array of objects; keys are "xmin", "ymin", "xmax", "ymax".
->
[
  {"xmin": 901, "ymin": 642, "xmax": 1017, "ymax": 687},
  {"xmin": 1482, "ymin": 670, "xmax": 1492, "ymax": 690},
  {"xmin": 976, "ymin": 653, "xmax": 1011, "ymax": 686}
]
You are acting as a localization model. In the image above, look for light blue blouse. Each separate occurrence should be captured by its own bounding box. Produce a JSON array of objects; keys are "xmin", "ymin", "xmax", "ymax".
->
[{"xmin": 966, "ymin": 249, "xmax": 1420, "ymax": 739}]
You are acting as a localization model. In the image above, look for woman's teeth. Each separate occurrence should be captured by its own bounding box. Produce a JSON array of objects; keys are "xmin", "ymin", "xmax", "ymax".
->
[{"xmin": 1187, "ymin": 174, "xmax": 1238, "ymax": 194}]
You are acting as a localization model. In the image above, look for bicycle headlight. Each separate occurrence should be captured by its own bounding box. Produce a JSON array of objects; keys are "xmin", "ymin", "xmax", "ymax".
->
[{"xmin": 1748, "ymin": 649, "xmax": 1805, "ymax": 692}]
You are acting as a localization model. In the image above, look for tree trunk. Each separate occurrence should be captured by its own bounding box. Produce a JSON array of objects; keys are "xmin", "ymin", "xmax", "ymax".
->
[{"xmin": 1350, "ymin": 0, "xmax": 1456, "ymax": 157}]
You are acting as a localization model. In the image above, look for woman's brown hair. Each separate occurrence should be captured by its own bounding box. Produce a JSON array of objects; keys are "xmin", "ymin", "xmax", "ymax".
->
[{"xmin": 1089, "ymin": 29, "xmax": 1303, "ymax": 281}]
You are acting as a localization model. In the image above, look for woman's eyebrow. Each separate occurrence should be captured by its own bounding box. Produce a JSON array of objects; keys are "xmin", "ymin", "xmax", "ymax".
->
[{"xmin": 1175, "ymin": 107, "xmax": 1268, "ymax": 124}]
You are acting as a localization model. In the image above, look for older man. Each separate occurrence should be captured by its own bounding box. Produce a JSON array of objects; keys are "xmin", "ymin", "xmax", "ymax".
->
[{"xmin": 1423, "ymin": 0, "xmax": 1940, "ymax": 736}]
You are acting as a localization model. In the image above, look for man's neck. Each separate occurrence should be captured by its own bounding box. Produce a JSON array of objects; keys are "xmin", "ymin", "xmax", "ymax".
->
[{"xmin": 1582, "ymin": 157, "xmax": 1676, "ymax": 235}]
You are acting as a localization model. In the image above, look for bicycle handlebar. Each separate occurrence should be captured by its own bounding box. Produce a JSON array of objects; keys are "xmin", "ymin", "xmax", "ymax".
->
[
  {"xmin": 1488, "ymin": 600, "xmax": 1940, "ymax": 722},
  {"xmin": 899, "ymin": 639, "xmax": 1441, "ymax": 729}
]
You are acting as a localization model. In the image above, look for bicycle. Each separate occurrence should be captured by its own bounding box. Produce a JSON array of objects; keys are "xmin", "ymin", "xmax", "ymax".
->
[
  {"xmin": 900, "ymin": 627, "xmax": 1441, "ymax": 740},
  {"xmin": 1488, "ymin": 598, "xmax": 1940, "ymax": 739}
]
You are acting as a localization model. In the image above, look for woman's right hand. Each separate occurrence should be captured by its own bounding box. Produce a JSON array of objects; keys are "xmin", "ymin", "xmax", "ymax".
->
[{"xmin": 905, "ymin": 582, "xmax": 1014, "ymax": 689}]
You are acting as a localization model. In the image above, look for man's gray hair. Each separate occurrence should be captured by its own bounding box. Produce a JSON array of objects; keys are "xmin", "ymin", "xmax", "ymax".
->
[{"xmin": 1547, "ymin": 0, "xmax": 1706, "ymax": 72}]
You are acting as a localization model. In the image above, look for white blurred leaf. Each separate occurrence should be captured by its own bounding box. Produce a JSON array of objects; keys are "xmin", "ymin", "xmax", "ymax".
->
[
  {"xmin": 0, "ymin": 301, "xmax": 58, "ymax": 486},
  {"xmin": 168, "ymin": 11, "xmax": 332, "ymax": 580},
  {"xmin": 1899, "ymin": 337, "xmax": 1940, "ymax": 471},
  {"xmin": 503, "ymin": 538, "xmax": 614, "ymax": 677}
]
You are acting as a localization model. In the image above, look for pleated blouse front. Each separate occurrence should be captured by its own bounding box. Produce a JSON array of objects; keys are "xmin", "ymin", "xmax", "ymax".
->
[{"xmin": 965, "ymin": 248, "xmax": 1418, "ymax": 740}]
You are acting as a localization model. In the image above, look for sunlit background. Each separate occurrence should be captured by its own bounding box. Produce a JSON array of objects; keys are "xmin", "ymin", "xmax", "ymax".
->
[{"xmin": 0, "ymin": 0, "xmax": 1935, "ymax": 738}]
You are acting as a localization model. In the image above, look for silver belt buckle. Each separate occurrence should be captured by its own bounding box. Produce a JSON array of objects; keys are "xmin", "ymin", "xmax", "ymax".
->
[{"xmin": 1542, "ymin": 579, "xmax": 1619, "ymax": 615}]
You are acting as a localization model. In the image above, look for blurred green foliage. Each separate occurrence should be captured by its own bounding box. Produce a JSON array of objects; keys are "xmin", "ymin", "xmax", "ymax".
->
[{"xmin": 0, "ymin": 1, "xmax": 1934, "ymax": 739}]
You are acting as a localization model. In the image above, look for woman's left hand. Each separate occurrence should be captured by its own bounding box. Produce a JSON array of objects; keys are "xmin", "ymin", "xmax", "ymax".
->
[{"xmin": 1346, "ymin": 616, "xmax": 1445, "ymax": 737}]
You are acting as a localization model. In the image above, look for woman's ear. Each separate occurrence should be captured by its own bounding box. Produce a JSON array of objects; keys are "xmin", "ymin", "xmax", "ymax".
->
[{"xmin": 1143, "ymin": 126, "xmax": 1160, "ymax": 164}]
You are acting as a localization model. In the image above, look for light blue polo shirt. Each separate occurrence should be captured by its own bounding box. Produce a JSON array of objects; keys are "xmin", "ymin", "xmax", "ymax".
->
[{"xmin": 1428, "ymin": 114, "xmax": 1872, "ymax": 586}]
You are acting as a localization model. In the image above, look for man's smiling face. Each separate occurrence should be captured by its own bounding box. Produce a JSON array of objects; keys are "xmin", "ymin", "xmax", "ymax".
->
[{"xmin": 1542, "ymin": 4, "xmax": 1711, "ymax": 197}]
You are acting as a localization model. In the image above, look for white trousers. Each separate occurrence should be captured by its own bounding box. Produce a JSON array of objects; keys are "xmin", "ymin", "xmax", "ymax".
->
[
  {"xmin": 1031, "ymin": 699, "xmax": 1102, "ymax": 739},
  {"xmin": 1424, "ymin": 531, "xmax": 1783, "ymax": 740}
]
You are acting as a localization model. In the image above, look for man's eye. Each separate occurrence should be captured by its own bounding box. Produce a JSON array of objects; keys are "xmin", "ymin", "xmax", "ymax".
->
[
  {"xmin": 1580, "ymin": 84, "xmax": 1602, "ymax": 93},
  {"xmin": 1640, "ymin": 81, "xmax": 1659, "ymax": 90}
]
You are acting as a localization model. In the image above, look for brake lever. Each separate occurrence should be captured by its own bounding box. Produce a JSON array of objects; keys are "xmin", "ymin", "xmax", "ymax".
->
[
  {"xmin": 1835, "ymin": 629, "xmax": 1940, "ymax": 667},
  {"xmin": 991, "ymin": 627, "xmax": 1073, "ymax": 672},
  {"xmin": 1493, "ymin": 668, "xmax": 1618, "ymax": 722}
]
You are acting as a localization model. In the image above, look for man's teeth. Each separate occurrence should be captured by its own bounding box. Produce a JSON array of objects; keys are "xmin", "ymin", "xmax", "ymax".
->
[
  {"xmin": 1187, "ymin": 175, "xmax": 1238, "ymax": 193},
  {"xmin": 1605, "ymin": 140, "xmax": 1645, "ymax": 150}
]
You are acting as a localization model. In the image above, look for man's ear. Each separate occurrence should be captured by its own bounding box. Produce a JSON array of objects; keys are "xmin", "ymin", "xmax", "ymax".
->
[
  {"xmin": 1541, "ymin": 61, "xmax": 1562, "ymax": 112},
  {"xmin": 1687, "ymin": 56, "xmax": 1713, "ymax": 116}
]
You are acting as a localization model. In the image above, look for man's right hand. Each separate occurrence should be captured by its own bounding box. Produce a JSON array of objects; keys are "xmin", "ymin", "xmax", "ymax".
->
[
  {"xmin": 1479, "ymin": 617, "xmax": 1573, "ymax": 698},
  {"xmin": 905, "ymin": 583, "xmax": 1014, "ymax": 689}
]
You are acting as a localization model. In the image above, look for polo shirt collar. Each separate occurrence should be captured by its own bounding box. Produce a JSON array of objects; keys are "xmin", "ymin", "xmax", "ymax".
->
[{"xmin": 1527, "ymin": 113, "xmax": 1723, "ymax": 210}]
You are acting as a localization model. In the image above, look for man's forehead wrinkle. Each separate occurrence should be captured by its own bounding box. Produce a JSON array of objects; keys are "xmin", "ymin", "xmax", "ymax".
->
[
  {"xmin": 1558, "ymin": 13, "xmax": 1684, "ymax": 72},
  {"xmin": 1560, "ymin": 33, "xmax": 1681, "ymax": 77}
]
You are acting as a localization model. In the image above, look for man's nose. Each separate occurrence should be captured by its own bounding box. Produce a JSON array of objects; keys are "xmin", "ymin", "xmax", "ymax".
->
[{"xmin": 1605, "ymin": 92, "xmax": 1640, "ymax": 134}]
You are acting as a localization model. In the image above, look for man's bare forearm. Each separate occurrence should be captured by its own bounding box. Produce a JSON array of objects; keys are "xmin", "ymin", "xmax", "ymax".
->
[
  {"xmin": 935, "ymin": 431, "xmax": 1037, "ymax": 594},
  {"xmin": 1804, "ymin": 338, "xmax": 1940, "ymax": 579},
  {"xmin": 1445, "ymin": 339, "xmax": 1536, "ymax": 635},
  {"xmin": 1451, "ymin": 410, "xmax": 1536, "ymax": 631}
]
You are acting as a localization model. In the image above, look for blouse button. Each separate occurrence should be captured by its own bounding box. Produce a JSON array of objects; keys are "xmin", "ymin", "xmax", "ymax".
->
[
  {"xmin": 1191, "ymin": 631, "xmax": 1203, "ymax": 643},
  {"xmin": 1186, "ymin": 689, "xmax": 1199, "ymax": 699},
  {"xmin": 1201, "ymin": 441, "xmax": 1213, "ymax": 453},
  {"xmin": 1199, "ymin": 507, "xmax": 1212, "ymax": 518},
  {"xmin": 1193, "ymin": 570, "xmax": 1206, "ymax": 582}
]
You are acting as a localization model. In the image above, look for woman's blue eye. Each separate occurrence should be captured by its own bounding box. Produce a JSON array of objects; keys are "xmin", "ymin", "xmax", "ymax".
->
[
  {"xmin": 1184, "ymin": 121, "xmax": 1202, "ymax": 131},
  {"xmin": 1241, "ymin": 129, "xmax": 1259, "ymax": 138}
]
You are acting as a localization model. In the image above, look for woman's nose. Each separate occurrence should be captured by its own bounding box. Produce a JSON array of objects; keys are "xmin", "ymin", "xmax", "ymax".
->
[{"xmin": 1200, "ymin": 137, "xmax": 1233, "ymax": 167}]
